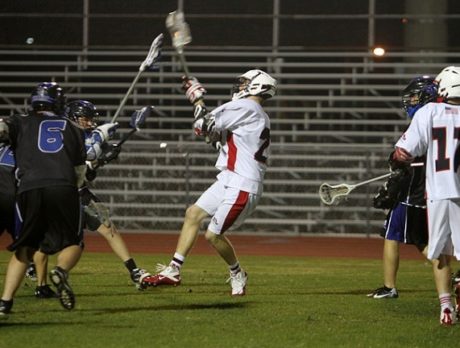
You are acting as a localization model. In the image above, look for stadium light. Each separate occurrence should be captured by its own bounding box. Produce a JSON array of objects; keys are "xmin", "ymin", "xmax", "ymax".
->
[{"xmin": 372, "ymin": 47, "xmax": 386, "ymax": 57}]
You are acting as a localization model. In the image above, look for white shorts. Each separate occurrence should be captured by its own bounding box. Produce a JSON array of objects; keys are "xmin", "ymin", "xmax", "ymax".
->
[
  {"xmin": 426, "ymin": 199, "xmax": 460, "ymax": 260},
  {"xmin": 195, "ymin": 180, "xmax": 261, "ymax": 235}
]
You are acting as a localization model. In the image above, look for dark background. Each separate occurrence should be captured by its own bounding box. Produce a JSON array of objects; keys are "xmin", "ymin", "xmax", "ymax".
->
[{"xmin": 0, "ymin": 0, "xmax": 459, "ymax": 51}]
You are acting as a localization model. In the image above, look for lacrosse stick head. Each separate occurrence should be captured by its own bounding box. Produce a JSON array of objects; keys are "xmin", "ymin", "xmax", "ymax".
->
[
  {"xmin": 165, "ymin": 11, "xmax": 192, "ymax": 54},
  {"xmin": 319, "ymin": 183, "xmax": 353, "ymax": 205},
  {"xmin": 140, "ymin": 33, "xmax": 163, "ymax": 71},
  {"xmin": 129, "ymin": 106, "xmax": 152, "ymax": 130}
]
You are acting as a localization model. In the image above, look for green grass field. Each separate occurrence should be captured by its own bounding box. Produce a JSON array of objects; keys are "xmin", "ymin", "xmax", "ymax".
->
[{"xmin": 0, "ymin": 251, "xmax": 459, "ymax": 348}]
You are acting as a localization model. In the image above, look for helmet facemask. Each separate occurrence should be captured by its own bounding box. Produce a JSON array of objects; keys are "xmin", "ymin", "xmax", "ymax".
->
[
  {"xmin": 401, "ymin": 76, "xmax": 437, "ymax": 118},
  {"xmin": 65, "ymin": 100, "xmax": 99, "ymax": 130},
  {"xmin": 231, "ymin": 69, "xmax": 277, "ymax": 101}
]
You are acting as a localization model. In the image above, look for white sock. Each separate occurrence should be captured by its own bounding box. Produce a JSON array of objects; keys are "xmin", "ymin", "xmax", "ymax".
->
[
  {"xmin": 439, "ymin": 293, "xmax": 453, "ymax": 310},
  {"xmin": 171, "ymin": 252, "xmax": 185, "ymax": 269}
]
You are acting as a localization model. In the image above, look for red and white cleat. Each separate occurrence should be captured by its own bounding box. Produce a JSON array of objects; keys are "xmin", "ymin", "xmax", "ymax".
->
[
  {"xmin": 440, "ymin": 307, "xmax": 457, "ymax": 326},
  {"xmin": 147, "ymin": 264, "xmax": 181, "ymax": 287}
]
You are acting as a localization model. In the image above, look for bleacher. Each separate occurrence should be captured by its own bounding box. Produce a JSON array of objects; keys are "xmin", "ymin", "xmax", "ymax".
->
[{"xmin": 0, "ymin": 48, "xmax": 453, "ymax": 235}]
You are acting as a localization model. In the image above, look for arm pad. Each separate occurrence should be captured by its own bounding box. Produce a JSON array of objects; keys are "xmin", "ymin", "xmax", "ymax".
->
[{"xmin": 74, "ymin": 164, "xmax": 87, "ymax": 188}]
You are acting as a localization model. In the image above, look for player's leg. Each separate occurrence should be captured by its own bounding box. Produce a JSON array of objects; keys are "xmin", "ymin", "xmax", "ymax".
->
[
  {"xmin": 433, "ymin": 254, "xmax": 455, "ymax": 325},
  {"xmin": 382, "ymin": 239, "xmax": 400, "ymax": 290},
  {"xmin": 0, "ymin": 247, "xmax": 30, "ymax": 315},
  {"xmin": 148, "ymin": 204, "xmax": 209, "ymax": 287},
  {"xmin": 148, "ymin": 182, "xmax": 223, "ymax": 287},
  {"xmin": 204, "ymin": 229, "xmax": 247, "ymax": 296},
  {"xmin": 368, "ymin": 203, "xmax": 406, "ymax": 299},
  {"xmin": 85, "ymin": 199, "xmax": 154, "ymax": 289},
  {"xmin": 204, "ymin": 187, "xmax": 259, "ymax": 296},
  {"xmin": 176, "ymin": 204, "xmax": 209, "ymax": 256},
  {"xmin": 98, "ymin": 223, "xmax": 156, "ymax": 289},
  {"xmin": 33, "ymin": 250, "xmax": 57, "ymax": 298},
  {"xmin": 43, "ymin": 186, "xmax": 82, "ymax": 310},
  {"xmin": 426, "ymin": 199, "xmax": 456, "ymax": 325}
]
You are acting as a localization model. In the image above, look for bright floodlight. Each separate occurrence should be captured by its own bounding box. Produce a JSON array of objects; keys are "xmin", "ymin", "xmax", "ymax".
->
[{"xmin": 373, "ymin": 47, "xmax": 385, "ymax": 57}]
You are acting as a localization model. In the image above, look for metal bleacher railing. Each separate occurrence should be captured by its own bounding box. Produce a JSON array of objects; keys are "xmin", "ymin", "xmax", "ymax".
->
[{"xmin": 0, "ymin": 49, "xmax": 456, "ymax": 235}]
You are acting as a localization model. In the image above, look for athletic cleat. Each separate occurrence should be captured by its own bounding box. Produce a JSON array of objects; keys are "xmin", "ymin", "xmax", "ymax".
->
[
  {"xmin": 367, "ymin": 286, "xmax": 399, "ymax": 299},
  {"xmin": 149, "ymin": 264, "xmax": 181, "ymax": 287},
  {"xmin": 440, "ymin": 307, "xmax": 457, "ymax": 326},
  {"xmin": 35, "ymin": 284, "xmax": 59, "ymax": 299},
  {"xmin": 227, "ymin": 270, "xmax": 248, "ymax": 296},
  {"xmin": 25, "ymin": 263, "xmax": 37, "ymax": 282},
  {"xmin": 24, "ymin": 262, "xmax": 38, "ymax": 291},
  {"xmin": 0, "ymin": 299, "xmax": 13, "ymax": 316},
  {"xmin": 49, "ymin": 267, "xmax": 75, "ymax": 310},
  {"xmin": 130, "ymin": 268, "xmax": 156, "ymax": 290}
]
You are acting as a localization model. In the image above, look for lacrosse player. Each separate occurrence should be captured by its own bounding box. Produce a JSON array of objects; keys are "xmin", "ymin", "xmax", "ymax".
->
[
  {"xmin": 148, "ymin": 69, "xmax": 276, "ymax": 296},
  {"xmin": 393, "ymin": 66, "xmax": 460, "ymax": 325},
  {"xmin": 0, "ymin": 82, "xmax": 87, "ymax": 315},
  {"xmin": 1, "ymin": 143, "xmax": 60, "ymax": 299},
  {"xmin": 65, "ymin": 100, "xmax": 156, "ymax": 290},
  {"xmin": 368, "ymin": 76, "xmax": 437, "ymax": 299}
]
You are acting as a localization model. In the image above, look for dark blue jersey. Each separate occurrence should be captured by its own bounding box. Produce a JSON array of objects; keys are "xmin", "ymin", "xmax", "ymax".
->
[{"xmin": 6, "ymin": 112, "xmax": 86, "ymax": 193}]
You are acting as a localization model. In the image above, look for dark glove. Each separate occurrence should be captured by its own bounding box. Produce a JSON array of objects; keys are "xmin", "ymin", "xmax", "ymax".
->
[
  {"xmin": 98, "ymin": 143, "xmax": 121, "ymax": 167},
  {"xmin": 373, "ymin": 186, "xmax": 395, "ymax": 210},
  {"xmin": 85, "ymin": 166, "xmax": 98, "ymax": 182},
  {"xmin": 79, "ymin": 186, "xmax": 98, "ymax": 206}
]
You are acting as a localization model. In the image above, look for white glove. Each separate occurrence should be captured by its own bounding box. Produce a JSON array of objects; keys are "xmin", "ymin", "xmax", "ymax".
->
[
  {"xmin": 95, "ymin": 122, "xmax": 119, "ymax": 142},
  {"xmin": 193, "ymin": 118, "xmax": 205, "ymax": 136},
  {"xmin": 182, "ymin": 76, "xmax": 206, "ymax": 104}
]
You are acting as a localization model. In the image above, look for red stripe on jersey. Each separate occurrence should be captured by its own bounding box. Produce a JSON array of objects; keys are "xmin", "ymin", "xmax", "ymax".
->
[
  {"xmin": 227, "ymin": 132, "xmax": 237, "ymax": 171},
  {"xmin": 221, "ymin": 190, "xmax": 249, "ymax": 233}
]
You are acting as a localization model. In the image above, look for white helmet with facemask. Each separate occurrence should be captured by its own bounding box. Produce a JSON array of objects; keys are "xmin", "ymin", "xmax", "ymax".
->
[{"xmin": 232, "ymin": 69, "xmax": 277, "ymax": 101}]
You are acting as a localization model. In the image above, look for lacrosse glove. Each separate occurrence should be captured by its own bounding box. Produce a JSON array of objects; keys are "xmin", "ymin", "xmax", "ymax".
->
[{"xmin": 182, "ymin": 76, "xmax": 206, "ymax": 104}]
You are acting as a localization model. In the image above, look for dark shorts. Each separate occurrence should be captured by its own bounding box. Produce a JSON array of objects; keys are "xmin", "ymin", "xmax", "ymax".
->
[
  {"xmin": 381, "ymin": 202, "xmax": 428, "ymax": 248},
  {"xmin": 8, "ymin": 185, "xmax": 82, "ymax": 254}
]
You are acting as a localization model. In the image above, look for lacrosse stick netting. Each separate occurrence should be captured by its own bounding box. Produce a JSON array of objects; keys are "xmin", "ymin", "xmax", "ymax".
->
[{"xmin": 319, "ymin": 173, "xmax": 392, "ymax": 205}]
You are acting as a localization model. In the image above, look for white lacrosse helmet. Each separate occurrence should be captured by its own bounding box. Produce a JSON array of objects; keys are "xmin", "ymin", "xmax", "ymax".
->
[
  {"xmin": 231, "ymin": 69, "xmax": 277, "ymax": 101},
  {"xmin": 435, "ymin": 66, "xmax": 460, "ymax": 99}
]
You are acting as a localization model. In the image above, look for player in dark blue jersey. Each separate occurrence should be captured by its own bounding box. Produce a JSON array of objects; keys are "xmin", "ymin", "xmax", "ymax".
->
[
  {"xmin": 0, "ymin": 143, "xmax": 58, "ymax": 299},
  {"xmin": 65, "ymin": 100, "xmax": 155, "ymax": 289},
  {"xmin": 368, "ymin": 76, "xmax": 438, "ymax": 299},
  {"xmin": 0, "ymin": 82, "xmax": 86, "ymax": 315}
]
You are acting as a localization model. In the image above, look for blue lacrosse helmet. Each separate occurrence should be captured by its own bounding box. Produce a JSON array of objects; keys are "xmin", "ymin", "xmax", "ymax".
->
[
  {"xmin": 401, "ymin": 75, "xmax": 438, "ymax": 118},
  {"xmin": 64, "ymin": 100, "xmax": 99, "ymax": 129},
  {"xmin": 30, "ymin": 82, "xmax": 66, "ymax": 114}
]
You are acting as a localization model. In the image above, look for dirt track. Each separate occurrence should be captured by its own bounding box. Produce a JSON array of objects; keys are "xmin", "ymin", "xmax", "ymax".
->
[{"xmin": 0, "ymin": 232, "xmax": 423, "ymax": 260}]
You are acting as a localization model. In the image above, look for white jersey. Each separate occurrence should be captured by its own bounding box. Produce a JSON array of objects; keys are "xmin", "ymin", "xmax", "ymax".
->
[
  {"xmin": 395, "ymin": 102, "xmax": 460, "ymax": 200},
  {"xmin": 211, "ymin": 98, "xmax": 270, "ymax": 194}
]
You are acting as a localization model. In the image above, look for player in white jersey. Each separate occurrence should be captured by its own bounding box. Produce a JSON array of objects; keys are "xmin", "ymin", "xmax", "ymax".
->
[
  {"xmin": 393, "ymin": 66, "xmax": 460, "ymax": 325},
  {"xmin": 147, "ymin": 70, "xmax": 276, "ymax": 295}
]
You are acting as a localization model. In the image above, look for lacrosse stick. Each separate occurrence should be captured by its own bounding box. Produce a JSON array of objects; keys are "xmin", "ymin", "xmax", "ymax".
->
[
  {"xmin": 111, "ymin": 33, "xmax": 163, "ymax": 123},
  {"xmin": 319, "ymin": 173, "xmax": 392, "ymax": 205},
  {"xmin": 116, "ymin": 105, "xmax": 152, "ymax": 147},
  {"xmin": 92, "ymin": 106, "xmax": 152, "ymax": 171},
  {"xmin": 166, "ymin": 11, "xmax": 192, "ymax": 77}
]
